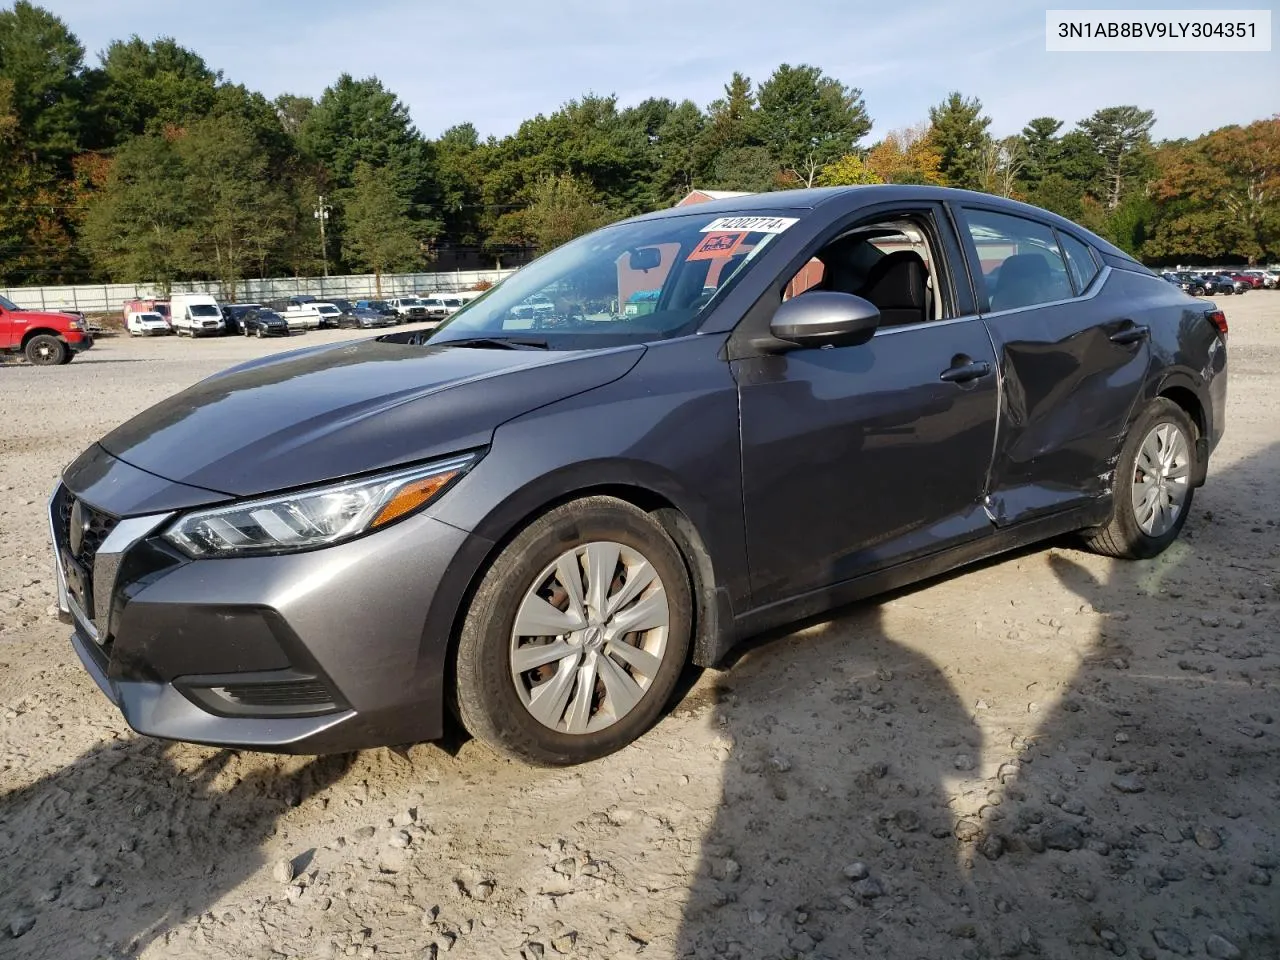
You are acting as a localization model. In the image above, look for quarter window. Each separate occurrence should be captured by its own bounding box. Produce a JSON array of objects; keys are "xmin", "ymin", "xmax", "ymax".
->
[
  {"xmin": 1058, "ymin": 231, "xmax": 1101, "ymax": 293},
  {"xmin": 963, "ymin": 209, "xmax": 1074, "ymax": 312}
]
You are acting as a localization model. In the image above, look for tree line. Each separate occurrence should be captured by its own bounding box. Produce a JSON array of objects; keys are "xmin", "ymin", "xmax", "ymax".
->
[{"xmin": 1, "ymin": 1, "xmax": 1277, "ymax": 295}]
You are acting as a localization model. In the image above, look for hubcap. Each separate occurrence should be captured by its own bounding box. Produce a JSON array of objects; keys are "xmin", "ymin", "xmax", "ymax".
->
[
  {"xmin": 1131, "ymin": 421, "xmax": 1191, "ymax": 537},
  {"xmin": 510, "ymin": 541, "xmax": 670, "ymax": 735}
]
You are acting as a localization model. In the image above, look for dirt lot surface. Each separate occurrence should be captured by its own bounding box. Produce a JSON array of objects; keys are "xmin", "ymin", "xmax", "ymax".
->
[{"xmin": 1, "ymin": 302, "xmax": 1278, "ymax": 960}]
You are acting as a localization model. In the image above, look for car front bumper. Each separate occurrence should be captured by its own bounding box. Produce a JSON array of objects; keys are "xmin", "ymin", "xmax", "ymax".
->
[{"xmin": 50, "ymin": 451, "xmax": 488, "ymax": 754}]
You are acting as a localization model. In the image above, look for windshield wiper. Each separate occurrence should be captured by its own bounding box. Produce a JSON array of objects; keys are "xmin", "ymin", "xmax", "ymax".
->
[{"xmin": 437, "ymin": 336, "xmax": 549, "ymax": 350}]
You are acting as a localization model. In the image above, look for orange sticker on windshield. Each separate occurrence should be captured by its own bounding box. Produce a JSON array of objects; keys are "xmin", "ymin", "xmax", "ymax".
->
[{"xmin": 688, "ymin": 231, "xmax": 746, "ymax": 261}]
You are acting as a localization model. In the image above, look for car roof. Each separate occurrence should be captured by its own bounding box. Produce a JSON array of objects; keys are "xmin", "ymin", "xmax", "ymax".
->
[{"xmin": 621, "ymin": 185, "xmax": 1141, "ymax": 267}]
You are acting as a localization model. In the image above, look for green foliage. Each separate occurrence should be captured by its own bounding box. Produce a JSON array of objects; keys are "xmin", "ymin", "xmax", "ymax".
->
[
  {"xmin": 927, "ymin": 92, "xmax": 991, "ymax": 189},
  {"xmin": 518, "ymin": 173, "xmax": 611, "ymax": 253},
  {"xmin": 90, "ymin": 37, "xmax": 218, "ymax": 142},
  {"xmin": 1078, "ymin": 105, "xmax": 1155, "ymax": 209},
  {"xmin": 756, "ymin": 64, "xmax": 871, "ymax": 186},
  {"xmin": 0, "ymin": 3, "xmax": 1276, "ymax": 282},
  {"xmin": 80, "ymin": 133, "xmax": 192, "ymax": 291},
  {"xmin": 342, "ymin": 161, "xmax": 423, "ymax": 292},
  {"xmin": 0, "ymin": 0, "xmax": 83, "ymax": 157}
]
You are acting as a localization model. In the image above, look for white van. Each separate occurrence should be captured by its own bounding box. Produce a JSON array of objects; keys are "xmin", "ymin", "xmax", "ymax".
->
[{"xmin": 169, "ymin": 293, "xmax": 225, "ymax": 337}]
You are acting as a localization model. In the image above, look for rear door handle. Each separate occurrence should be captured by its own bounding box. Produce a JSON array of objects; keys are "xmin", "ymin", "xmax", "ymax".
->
[
  {"xmin": 1109, "ymin": 324, "xmax": 1150, "ymax": 345},
  {"xmin": 939, "ymin": 360, "xmax": 992, "ymax": 383}
]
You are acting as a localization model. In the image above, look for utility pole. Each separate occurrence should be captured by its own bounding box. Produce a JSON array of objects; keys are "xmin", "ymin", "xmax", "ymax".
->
[{"xmin": 314, "ymin": 195, "xmax": 332, "ymax": 277}]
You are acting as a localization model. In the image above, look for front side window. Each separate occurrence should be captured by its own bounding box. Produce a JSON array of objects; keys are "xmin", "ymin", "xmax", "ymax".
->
[
  {"xmin": 783, "ymin": 216, "xmax": 946, "ymax": 327},
  {"xmin": 963, "ymin": 209, "xmax": 1074, "ymax": 312},
  {"xmin": 0, "ymin": 294, "xmax": 17, "ymax": 310},
  {"xmin": 427, "ymin": 212, "xmax": 791, "ymax": 349}
]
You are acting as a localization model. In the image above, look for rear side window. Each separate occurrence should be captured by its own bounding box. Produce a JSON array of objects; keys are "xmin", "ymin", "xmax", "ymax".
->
[
  {"xmin": 1058, "ymin": 231, "xmax": 1101, "ymax": 293},
  {"xmin": 963, "ymin": 209, "xmax": 1075, "ymax": 312}
]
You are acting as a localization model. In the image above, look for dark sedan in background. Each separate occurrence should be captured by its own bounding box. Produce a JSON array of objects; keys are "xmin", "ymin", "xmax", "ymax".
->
[
  {"xmin": 239, "ymin": 308, "xmax": 290, "ymax": 338},
  {"xmin": 50, "ymin": 186, "xmax": 1226, "ymax": 765}
]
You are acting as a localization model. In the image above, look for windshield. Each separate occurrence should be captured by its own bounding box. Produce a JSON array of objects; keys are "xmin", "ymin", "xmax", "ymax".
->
[
  {"xmin": 0, "ymin": 294, "xmax": 17, "ymax": 310},
  {"xmin": 428, "ymin": 212, "xmax": 789, "ymax": 348},
  {"xmin": 189, "ymin": 304, "xmax": 220, "ymax": 317},
  {"xmin": 317, "ymin": 305, "xmax": 339, "ymax": 314}
]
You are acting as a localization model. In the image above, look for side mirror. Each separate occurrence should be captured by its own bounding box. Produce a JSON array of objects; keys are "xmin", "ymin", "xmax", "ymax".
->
[
  {"xmin": 629, "ymin": 247, "xmax": 662, "ymax": 271},
  {"xmin": 769, "ymin": 291, "xmax": 880, "ymax": 349}
]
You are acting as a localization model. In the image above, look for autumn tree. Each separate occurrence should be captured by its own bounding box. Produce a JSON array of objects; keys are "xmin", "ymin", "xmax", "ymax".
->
[
  {"xmin": 816, "ymin": 153, "xmax": 883, "ymax": 186},
  {"xmin": 865, "ymin": 124, "xmax": 944, "ymax": 185},
  {"xmin": 1146, "ymin": 118, "xmax": 1280, "ymax": 263}
]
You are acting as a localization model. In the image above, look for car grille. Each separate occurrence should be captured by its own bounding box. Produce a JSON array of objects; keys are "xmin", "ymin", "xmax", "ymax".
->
[
  {"xmin": 57, "ymin": 487, "xmax": 118, "ymax": 570},
  {"xmin": 55, "ymin": 486, "xmax": 118, "ymax": 636}
]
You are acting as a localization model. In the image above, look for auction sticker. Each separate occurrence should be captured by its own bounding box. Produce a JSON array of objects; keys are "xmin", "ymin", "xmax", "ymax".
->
[
  {"xmin": 688, "ymin": 232, "xmax": 747, "ymax": 260},
  {"xmin": 700, "ymin": 216, "xmax": 799, "ymax": 234}
]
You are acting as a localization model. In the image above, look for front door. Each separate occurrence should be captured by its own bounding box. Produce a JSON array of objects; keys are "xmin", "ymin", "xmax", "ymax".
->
[{"xmin": 734, "ymin": 209, "xmax": 1000, "ymax": 607}]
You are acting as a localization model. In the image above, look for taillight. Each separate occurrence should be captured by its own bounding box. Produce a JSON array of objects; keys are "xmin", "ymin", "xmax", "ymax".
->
[{"xmin": 1205, "ymin": 309, "xmax": 1227, "ymax": 337}]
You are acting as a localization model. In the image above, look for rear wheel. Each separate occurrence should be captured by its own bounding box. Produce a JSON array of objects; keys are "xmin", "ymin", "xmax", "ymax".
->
[
  {"xmin": 1083, "ymin": 398, "xmax": 1197, "ymax": 559},
  {"xmin": 454, "ymin": 497, "xmax": 693, "ymax": 765},
  {"xmin": 24, "ymin": 334, "xmax": 66, "ymax": 365}
]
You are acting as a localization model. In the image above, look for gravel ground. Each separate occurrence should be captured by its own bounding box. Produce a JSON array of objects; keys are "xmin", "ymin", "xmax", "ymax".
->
[{"xmin": 1, "ymin": 301, "xmax": 1278, "ymax": 960}]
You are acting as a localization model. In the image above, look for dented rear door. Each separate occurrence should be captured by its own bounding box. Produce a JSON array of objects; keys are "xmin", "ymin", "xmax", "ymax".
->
[{"xmin": 955, "ymin": 205, "xmax": 1151, "ymax": 525}]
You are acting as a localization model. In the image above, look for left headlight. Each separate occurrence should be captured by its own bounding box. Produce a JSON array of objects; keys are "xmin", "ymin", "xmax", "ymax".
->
[{"xmin": 162, "ymin": 452, "xmax": 480, "ymax": 558}]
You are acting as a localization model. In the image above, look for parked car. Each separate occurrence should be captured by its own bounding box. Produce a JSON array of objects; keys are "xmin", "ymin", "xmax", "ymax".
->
[
  {"xmin": 338, "ymin": 306, "xmax": 394, "ymax": 329},
  {"xmin": 265, "ymin": 299, "xmax": 322, "ymax": 331},
  {"xmin": 388, "ymin": 297, "xmax": 430, "ymax": 322},
  {"xmin": 355, "ymin": 299, "xmax": 398, "ymax": 317},
  {"xmin": 1, "ymin": 292, "xmax": 93, "ymax": 364},
  {"xmin": 220, "ymin": 303, "xmax": 263, "ymax": 336},
  {"xmin": 417, "ymin": 295, "xmax": 465, "ymax": 319},
  {"xmin": 1263, "ymin": 270, "xmax": 1280, "ymax": 289},
  {"xmin": 1198, "ymin": 275, "xmax": 1234, "ymax": 295},
  {"xmin": 126, "ymin": 311, "xmax": 171, "ymax": 337},
  {"xmin": 1207, "ymin": 274, "xmax": 1248, "ymax": 295},
  {"xmin": 1228, "ymin": 272, "xmax": 1264, "ymax": 290},
  {"xmin": 123, "ymin": 299, "xmax": 171, "ymax": 331},
  {"xmin": 169, "ymin": 294, "xmax": 225, "ymax": 337},
  {"xmin": 240, "ymin": 308, "xmax": 291, "ymax": 338},
  {"xmin": 1162, "ymin": 272, "xmax": 1205, "ymax": 296},
  {"xmin": 48, "ymin": 186, "xmax": 1227, "ymax": 765}
]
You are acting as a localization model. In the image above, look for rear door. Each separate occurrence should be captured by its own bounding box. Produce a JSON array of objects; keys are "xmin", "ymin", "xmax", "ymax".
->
[
  {"xmin": 955, "ymin": 205, "xmax": 1152, "ymax": 525},
  {"xmin": 734, "ymin": 202, "xmax": 1001, "ymax": 606}
]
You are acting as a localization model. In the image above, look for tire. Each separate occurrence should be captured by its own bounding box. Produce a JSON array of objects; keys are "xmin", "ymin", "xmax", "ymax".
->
[
  {"xmin": 454, "ymin": 496, "xmax": 693, "ymax": 765},
  {"xmin": 256, "ymin": 327, "xmax": 264, "ymax": 339},
  {"xmin": 1082, "ymin": 398, "xmax": 1197, "ymax": 560},
  {"xmin": 24, "ymin": 334, "xmax": 66, "ymax": 366},
  {"xmin": 59, "ymin": 351, "xmax": 74, "ymax": 364}
]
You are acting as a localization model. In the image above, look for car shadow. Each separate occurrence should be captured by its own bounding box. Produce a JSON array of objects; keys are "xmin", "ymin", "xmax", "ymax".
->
[
  {"xmin": 676, "ymin": 441, "xmax": 1280, "ymax": 958},
  {"xmin": 0, "ymin": 738, "xmax": 356, "ymax": 957}
]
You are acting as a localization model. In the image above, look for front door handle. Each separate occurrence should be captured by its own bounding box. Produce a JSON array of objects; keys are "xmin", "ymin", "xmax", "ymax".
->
[
  {"xmin": 939, "ymin": 359, "xmax": 992, "ymax": 383},
  {"xmin": 1109, "ymin": 324, "xmax": 1150, "ymax": 345}
]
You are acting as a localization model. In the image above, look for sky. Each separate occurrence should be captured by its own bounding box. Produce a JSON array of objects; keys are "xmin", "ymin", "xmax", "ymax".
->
[{"xmin": 43, "ymin": 0, "xmax": 1280, "ymax": 142}]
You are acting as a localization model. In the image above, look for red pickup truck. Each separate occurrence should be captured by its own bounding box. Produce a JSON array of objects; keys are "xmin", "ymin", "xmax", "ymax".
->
[{"xmin": 0, "ymin": 294, "xmax": 94, "ymax": 365}]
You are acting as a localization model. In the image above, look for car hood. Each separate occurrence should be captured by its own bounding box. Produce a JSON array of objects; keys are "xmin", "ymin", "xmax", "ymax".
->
[{"xmin": 100, "ymin": 336, "xmax": 645, "ymax": 497}]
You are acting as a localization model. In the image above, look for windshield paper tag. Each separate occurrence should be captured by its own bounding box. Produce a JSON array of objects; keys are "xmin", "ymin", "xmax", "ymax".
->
[
  {"xmin": 701, "ymin": 216, "xmax": 798, "ymax": 234},
  {"xmin": 688, "ymin": 232, "xmax": 747, "ymax": 260}
]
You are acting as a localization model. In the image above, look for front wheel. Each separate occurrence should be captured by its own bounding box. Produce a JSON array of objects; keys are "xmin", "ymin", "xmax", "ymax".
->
[
  {"xmin": 24, "ymin": 334, "xmax": 66, "ymax": 365},
  {"xmin": 454, "ymin": 497, "xmax": 693, "ymax": 765},
  {"xmin": 255, "ymin": 327, "xmax": 264, "ymax": 338},
  {"xmin": 1083, "ymin": 398, "xmax": 1197, "ymax": 559}
]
